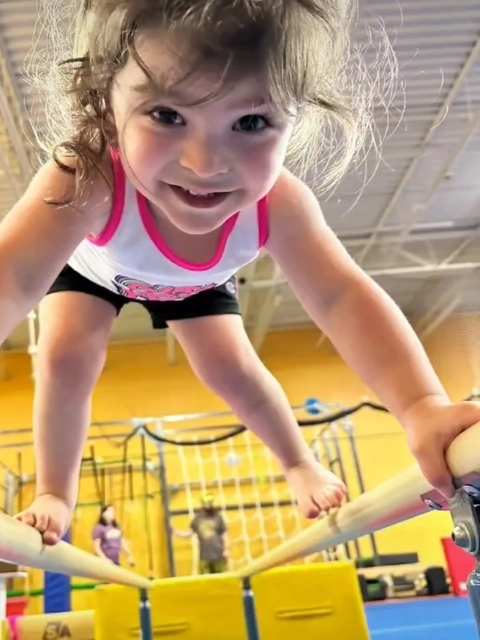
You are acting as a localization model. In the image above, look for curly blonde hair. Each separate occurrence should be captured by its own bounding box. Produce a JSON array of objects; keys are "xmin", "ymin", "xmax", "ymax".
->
[{"xmin": 28, "ymin": 0, "xmax": 397, "ymax": 204}]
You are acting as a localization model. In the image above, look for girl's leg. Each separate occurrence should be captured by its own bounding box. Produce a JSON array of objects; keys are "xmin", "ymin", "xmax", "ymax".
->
[{"xmin": 169, "ymin": 314, "xmax": 346, "ymax": 518}]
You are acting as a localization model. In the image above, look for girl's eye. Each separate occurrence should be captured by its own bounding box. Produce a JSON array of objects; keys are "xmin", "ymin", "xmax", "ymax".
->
[
  {"xmin": 233, "ymin": 114, "xmax": 271, "ymax": 132},
  {"xmin": 149, "ymin": 108, "xmax": 185, "ymax": 126}
]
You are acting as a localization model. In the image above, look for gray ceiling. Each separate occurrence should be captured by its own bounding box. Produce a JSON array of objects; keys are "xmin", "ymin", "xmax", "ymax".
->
[{"xmin": 0, "ymin": 0, "xmax": 479, "ymax": 365}]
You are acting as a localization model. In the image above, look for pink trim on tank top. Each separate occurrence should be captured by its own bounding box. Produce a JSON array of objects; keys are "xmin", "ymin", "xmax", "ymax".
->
[
  {"xmin": 257, "ymin": 195, "xmax": 269, "ymax": 247},
  {"xmin": 137, "ymin": 192, "xmax": 269, "ymax": 271},
  {"xmin": 88, "ymin": 149, "xmax": 126, "ymax": 246},
  {"xmin": 137, "ymin": 191, "xmax": 242, "ymax": 272},
  {"xmin": 86, "ymin": 144, "xmax": 270, "ymax": 264}
]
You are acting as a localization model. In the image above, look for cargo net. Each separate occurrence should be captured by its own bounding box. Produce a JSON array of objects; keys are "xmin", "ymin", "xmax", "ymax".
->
[
  {"xmin": 161, "ymin": 402, "xmax": 364, "ymax": 577},
  {"xmin": 165, "ymin": 425, "xmax": 322, "ymax": 576}
]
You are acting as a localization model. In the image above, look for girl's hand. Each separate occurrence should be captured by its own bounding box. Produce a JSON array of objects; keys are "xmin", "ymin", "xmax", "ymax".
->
[{"xmin": 403, "ymin": 397, "xmax": 480, "ymax": 499}]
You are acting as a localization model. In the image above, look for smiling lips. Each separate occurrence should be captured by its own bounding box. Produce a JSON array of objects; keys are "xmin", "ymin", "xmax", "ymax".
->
[{"xmin": 168, "ymin": 184, "xmax": 230, "ymax": 209}]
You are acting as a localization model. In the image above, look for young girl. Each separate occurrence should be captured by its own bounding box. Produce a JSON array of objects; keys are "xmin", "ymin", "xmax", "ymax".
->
[
  {"xmin": 92, "ymin": 504, "xmax": 135, "ymax": 567},
  {"xmin": 4, "ymin": 0, "xmax": 480, "ymax": 546}
]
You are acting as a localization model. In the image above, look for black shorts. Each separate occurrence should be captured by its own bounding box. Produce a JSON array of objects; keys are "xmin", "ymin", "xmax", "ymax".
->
[{"xmin": 46, "ymin": 265, "xmax": 241, "ymax": 329}]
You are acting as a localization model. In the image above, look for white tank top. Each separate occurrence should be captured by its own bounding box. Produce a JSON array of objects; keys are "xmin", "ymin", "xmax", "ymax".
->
[{"xmin": 68, "ymin": 151, "xmax": 269, "ymax": 302}]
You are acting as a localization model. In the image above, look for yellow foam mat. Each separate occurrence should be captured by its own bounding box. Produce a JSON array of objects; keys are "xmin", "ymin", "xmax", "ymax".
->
[
  {"xmin": 2, "ymin": 621, "xmax": 11, "ymax": 640},
  {"xmin": 4, "ymin": 610, "xmax": 94, "ymax": 640},
  {"xmin": 251, "ymin": 561, "xmax": 370, "ymax": 640},
  {"xmin": 94, "ymin": 573, "xmax": 249, "ymax": 639}
]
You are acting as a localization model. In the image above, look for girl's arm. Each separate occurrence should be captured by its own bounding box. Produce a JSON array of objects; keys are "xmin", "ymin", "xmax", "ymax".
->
[
  {"xmin": 266, "ymin": 169, "xmax": 448, "ymax": 425},
  {"xmin": 121, "ymin": 537, "xmax": 135, "ymax": 565},
  {"xmin": 0, "ymin": 158, "xmax": 109, "ymax": 346},
  {"xmin": 93, "ymin": 538, "xmax": 109, "ymax": 561},
  {"xmin": 172, "ymin": 528, "xmax": 194, "ymax": 539},
  {"xmin": 0, "ymin": 157, "xmax": 110, "ymax": 511}
]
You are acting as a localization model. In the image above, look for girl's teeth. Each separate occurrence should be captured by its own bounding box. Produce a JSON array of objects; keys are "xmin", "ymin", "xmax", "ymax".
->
[{"xmin": 183, "ymin": 188, "xmax": 216, "ymax": 198}]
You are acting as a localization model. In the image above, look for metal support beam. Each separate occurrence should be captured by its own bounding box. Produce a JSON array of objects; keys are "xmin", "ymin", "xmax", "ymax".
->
[
  {"xmin": 376, "ymin": 0, "xmax": 479, "ymax": 9},
  {"xmin": 244, "ymin": 261, "xmax": 480, "ymax": 291},
  {"xmin": 395, "ymin": 108, "xmax": 480, "ymax": 245},
  {"xmin": 0, "ymin": 30, "xmax": 35, "ymax": 179},
  {"xmin": 27, "ymin": 310, "xmax": 38, "ymax": 380},
  {"xmin": 417, "ymin": 292, "xmax": 461, "ymax": 340},
  {"xmin": 166, "ymin": 330, "xmax": 176, "ymax": 366},
  {"xmin": 439, "ymin": 232, "xmax": 480, "ymax": 267},
  {"xmin": 0, "ymin": 348, "xmax": 7, "ymax": 381},
  {"xmin": 390, "ymin": 246, "xmax": 432, "ymax": 267},
  {"xmin": 344, "ymin": 227, "xmax": 480, "ymax": 248},
  {"xmin": 353, "ymin": 261, "xmax": 480, "ymax": 278},
  {"xmin": 239, "ymin": 261, "xmax": 258, "ymax": 321},
  {"xmin": 403, "ymin": 230, "xmax": 480, "ymax": 322},
  {"xmin": 0, "ymin": 134, "xmax": 22, "ymax": 201},
  {"xmin": 315, "ymin": 333, "xmax": 327, "ymax": 350},
  {"xmin": 355, "ymin": 37, "xmax": 480, "ymax": 265},
  {"xmin": 251, "ymin": 263, "xmax": 284, "ymax": 352}
]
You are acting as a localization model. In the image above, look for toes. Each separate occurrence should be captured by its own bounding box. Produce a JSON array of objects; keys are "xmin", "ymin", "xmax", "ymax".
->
[
  {"xmin": 306, "ymin": 495, "xmax": 332, "ymax": 519},
  {"xmin": 332, "ymin": 484, "xmax": 347, "ymax": 502},
  {"xmin": 311, "ymin": 488, "xmax": 344, "ymax": 516},
  {"xmin": 42, "ymin": 519, "xmax": 62, "ymax": 545},
  {"xmin": 302, "ymin": 492, "xmax": 345, "ymax": 520},
  {"xmin": 14, "ymin": 509, "xmax": 65, "ymax": 545},
  {"xmin": 298, "ymin": 494, "xmax": 323, "ymax": 519},
  {"xmin": 338, "ymin": 481, "xmax": 348, "ymax": 495},
  {"xmin": 304, "ymin": 502, "xmax": 322, "ymax": 519},
  {"xmin": 43, "ymin": 529, "xmax": 60, "ymax": 545},
  {"xmin": 34, "ymin": 513, "xmax": 50, "ymax": 534},
  {"xmin": 16, "ymin": 512, "xmax": 36, "ymax": 527}
]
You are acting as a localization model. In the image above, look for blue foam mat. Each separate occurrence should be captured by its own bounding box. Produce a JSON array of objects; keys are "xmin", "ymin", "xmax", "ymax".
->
[{"xmin": 366, "ymin": 597, "xmax": 477, "ymax": 639}]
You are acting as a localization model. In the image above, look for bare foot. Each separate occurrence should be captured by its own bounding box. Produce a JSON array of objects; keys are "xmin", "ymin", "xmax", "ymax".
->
[
  {"xmin": 15, "ymin": 494, "xmax": 73, "ymax": 545},
  {"xmin": 284, "ymin": 457, "xmax": 347, "ymax": 519}
]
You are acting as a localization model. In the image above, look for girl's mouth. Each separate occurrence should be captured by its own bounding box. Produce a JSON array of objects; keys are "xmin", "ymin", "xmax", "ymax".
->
[{"xmin": 168, "ymin": 184, "xmax": 230, "ymax": 209}]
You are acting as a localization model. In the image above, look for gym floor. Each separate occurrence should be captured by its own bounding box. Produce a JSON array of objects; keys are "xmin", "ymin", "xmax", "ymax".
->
[{"xmin": 366, "ymin": 597, "xmax": 477, "ymax": 639}]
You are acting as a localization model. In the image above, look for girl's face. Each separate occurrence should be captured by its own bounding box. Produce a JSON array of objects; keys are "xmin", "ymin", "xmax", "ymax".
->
[
  {"xmin": 110, "ymin": 31, "xmax": 295, "ymax": 234},
  {"xmin": 103, "ymin": 506, "xmax": 115, "ymax": 523}
]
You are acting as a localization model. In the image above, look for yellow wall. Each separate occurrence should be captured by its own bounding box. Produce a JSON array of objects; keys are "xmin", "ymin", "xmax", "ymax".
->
[{"xmin": 0, "ymin": 320, "xmax": 476, "ymax": 614}]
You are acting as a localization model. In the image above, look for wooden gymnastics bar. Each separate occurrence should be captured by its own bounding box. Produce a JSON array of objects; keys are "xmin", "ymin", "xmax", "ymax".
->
[
  {"xmin": 236, "ymin": 423, "xmax": 480, "ymax": 578},
  {"xmin": 0, "ymin": 423, "xmax": 480, "ymax": 638}
]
